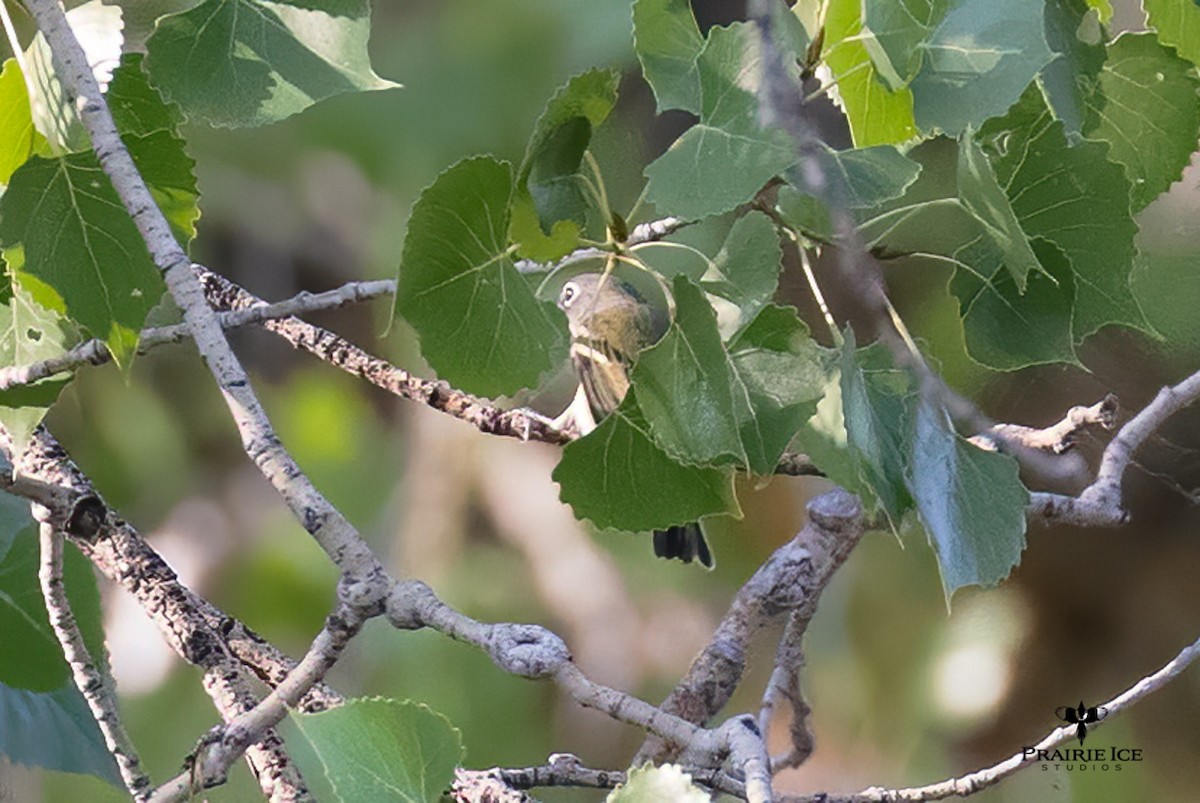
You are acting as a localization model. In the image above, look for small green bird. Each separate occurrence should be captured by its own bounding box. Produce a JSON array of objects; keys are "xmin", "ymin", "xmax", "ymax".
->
[{"xmin": 556, "ymin": 272, "xmax": 713, "ymax": 568}]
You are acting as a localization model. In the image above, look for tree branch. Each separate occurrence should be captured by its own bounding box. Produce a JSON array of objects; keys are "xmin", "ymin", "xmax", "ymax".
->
[
  {"xmin": 1, "ymin": 425, "xmax": 326, "ymax": 800},
  {"xmin": 26, "ymin": 0, "xmax": 384, "ymax": 587},
  {"xmin": 638, "ymin": 490, "xmax": 865, "ymax": 765},
  {"xmin": 36, "ymin": 517, "xmax": 151, "ymax": 800}
]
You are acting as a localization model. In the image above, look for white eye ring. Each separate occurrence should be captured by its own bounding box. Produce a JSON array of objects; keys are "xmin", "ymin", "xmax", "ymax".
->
[{"xmin": 561, "ymin": 281, "xmax": 579, "ymax": 307}]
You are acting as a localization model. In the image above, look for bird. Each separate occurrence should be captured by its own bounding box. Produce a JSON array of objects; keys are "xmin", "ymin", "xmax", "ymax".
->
[{"xmin": 556, "ymin": 272, "xmax": 713, "ymax": 568}]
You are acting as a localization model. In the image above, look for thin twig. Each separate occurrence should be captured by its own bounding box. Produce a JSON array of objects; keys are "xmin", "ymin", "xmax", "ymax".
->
[
  {"xmin": 778, "ymin": 631, "xmax": 1200, "ymax": 802},
  {"xmin": 36, "ymin": 518, "xmax": 152, "ymax": 800},
  {"xmin": 0, "ymin": 280, "xmax": 394, "ymax": 392}
]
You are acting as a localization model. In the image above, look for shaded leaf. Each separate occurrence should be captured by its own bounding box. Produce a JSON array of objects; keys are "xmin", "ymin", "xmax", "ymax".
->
[
  {"xmin": 1039, "ymin": 0, "xmax": 1106, "ymax": 141},
  {"xmin": 283, "ymin": 698, "xmax": 462, "ymax": 803},
  {"xmin": 1082, "ymin": 33, "xmax": 1200, "ymax": 211},
  {"xmin": 632, "ymin": 0, "xmax": 703, "ymax": 114},
  {"xmin": 0, "ymin": 506, "xmax": 117, "ymax": 784},
  {"xmin": 956, "ymin": 135, "xmax": 1042, "ymax": 290},
  {"xmin": 979, "ymin": 85, "xmax": 1146, "ymax": 342},
  {"xmin": 906, "ymin": 400, "xmax": 1028, "ymax": 597},
  {"xmin": 699, "ymin": 211, "xmax": 783, "ymax": 333},
  {"xmin": 145, "ymin": 0, "xmax": 398, "ymax": 128},
  {"xmin": 633, "ymin": 276, "xmax": 746, "ymax": 467},
  {"xmin": 839, "ymin": 334, "xmax": 915, "ymax": 522},
  {"xmin": 553, "ymin": 391, "xmax": 739, "ymax": 531},
  {"xmin": 395, "ymin": 157, "xmax": 567, "ymax": 398},
  {"xmin": 0, "ymin": 152, "xmax": 166, "ymax": 366},
  {"xmin": 728, "ymin": 305, "xmax": 826, "ymax": 474},
  {"xmin": 908, "ymin": 0, "xmax": 1053, "ymax": 136},
  {"xmin": 949, "ymin": 238, "xmax": 1078, "ymax": 370},
  {"xmin": 510, "ymin": 69, "xmax": 620, "ymax": 261}
]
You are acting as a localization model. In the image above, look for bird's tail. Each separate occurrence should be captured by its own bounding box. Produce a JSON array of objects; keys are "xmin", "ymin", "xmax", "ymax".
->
[{"xmin": 652, "ymin": 522, "xmax": 713, "ymax": 568}]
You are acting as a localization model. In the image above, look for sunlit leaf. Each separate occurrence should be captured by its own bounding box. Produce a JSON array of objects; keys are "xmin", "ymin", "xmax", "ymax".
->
[
  {"xmin": 822, "ymin": 0, "xmax": 919, "ymax": 146},
  {"xmin": 0, "ymin": 278, "xmax": 77, "ymax": 448},
  {"xmin": 0, "ymin": 60, "xmax": 37, "ymax": 186},
  {"xmin": 608, "ymin": 764, "xmax": 709, "ymax": 803},
  {"xmin": 23, "ymin": 0, "xmax": 123, "ymax": 154},
  {"xmin": 1144, "ymin": 0, "xmax": 1200, "ymax": 68}
]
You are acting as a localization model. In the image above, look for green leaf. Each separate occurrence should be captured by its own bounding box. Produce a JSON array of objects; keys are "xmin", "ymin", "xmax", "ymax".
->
[
  {"xmin": 510, "ymin": 69, "xmax": 620, "ymax": 261},
  {"xmin": 700, "ymin": 211, "xmax": 783, "ymax": 333},
  {"xmin": 145, "ymin": 0, "xmax": 399, "ymax": 128},
  {"xmin": 857, "ymin": 137, "xmax": 1076, "ymax": 369},
  {"xmin": 0, "ymin": 682, "xmax": 122, "ymax": 786},
  {"xmin": 608, "ymin": 764, "xmax": 710, "ymax": 803},
  {"xmin": 1086, "ymin": 0, "xmax": 1113, "ymax": 24},
  {"xmin": 979, "ymin": 85, "xmax": 1147, "ymax": 342},
  {"xmin": 553, "ymin": 391, "xmax": 739, "ymax": 531},
  {"xmin": 907, "ymin": 400, "xmax": 1028, "ymax": 597},
  {"xmin": 1144, "ymin": 0, "xmax": 1200, "ymax": 67},
  {"xmin": 0, "ymin": 279, "xmax": 78, "ymax": 449},
  {"xmin": 822, "ymin": 0, "xmax": 919, "ymax": 146},
  {"xmin": 956, "ymin": 134, "xmax": 1042, "ymax": 290},
  {"xmin": 0, "ymin": 152, "xmax": 167, "ymax": 366},
  {"xmin": 395, "ymin": 157, "xmax": 567, "ymax": 398},
  {"xmin": 633, "ymin": 278, "xmax": 825, "ymax": 475},
  {"xmin": 788, "ymin": 143, "xmax": 924, "ymax": 217},
  {"xmin": 1039, "ymin": 0, "xmax": 1106, "ymax": 141},
  {"xmin": 634, "ymin": 276, "xmax": 747, "ymax": 467},
  {"xmin": 0, "ymin": 59, "xmax": 37, "ymax": 185},
  {"xmin": 283, "ymin": 698, "xmax": 462, "ymax": 803},
  {"xmin": 1132, "ymin": 251, "xmax": 1200, "ymax": 354},
  {"xmin": 949, "ymin": 237, "xmax": 1077, "ymax": 370},
  {"xmin": 643, "ymin": 124, "xmax": 796, "ymax": 219},
  {"xmin": 908, "ymin": 0, "xmax": 1053, "ymax": 136},
  {"xmin": 644, "ymin": 23, "xmax": 798, "ymax": 219},
  {"xmin": 862, "ymin": 0, "xmax": 952, "ymax": 88},
  {"xmin": 0, "ymin": 507, "xmax": 117, "ymax": 785},
  {"xmin": 22, "ymin": 0, "xmax": 124, "ymax": 154},
  {"xmin": 839, "ymin": 334, "xmax": 915, "ymax": 522},
  {"xmin": 632, "ymin": 0, "xmax": 703, "ymax": 114},
  {"xmin": 106, "ymin": 54, "xmax": 186, "ymax": 137},
  {"xmin": 728, "ymin": 305, "xmax": 827, "ymax": 474},
  {"xmin": 1082, "ymin": 33, "xmax": 1200, "ymax": 211}
]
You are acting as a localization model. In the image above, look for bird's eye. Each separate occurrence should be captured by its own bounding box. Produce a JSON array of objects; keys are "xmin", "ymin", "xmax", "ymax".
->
[{"xmin": 560, "ymin": 282, "xmax": 578, "ymax": 307}]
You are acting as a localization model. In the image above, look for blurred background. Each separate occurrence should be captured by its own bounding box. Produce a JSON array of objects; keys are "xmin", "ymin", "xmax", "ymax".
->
[{"xmin": 4, "ymin": 0, "xmax": 1200, "ymax": 800}]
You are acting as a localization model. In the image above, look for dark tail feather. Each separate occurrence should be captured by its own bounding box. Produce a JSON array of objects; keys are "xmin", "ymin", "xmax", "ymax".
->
[{"xmin": 652, "ymin": 522, "xmax": 713, "ymax": 568}]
